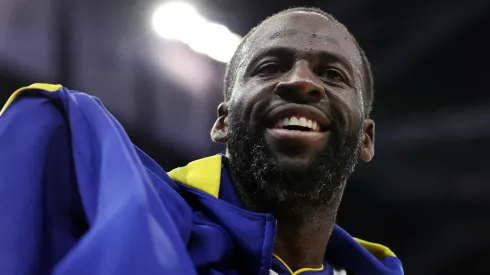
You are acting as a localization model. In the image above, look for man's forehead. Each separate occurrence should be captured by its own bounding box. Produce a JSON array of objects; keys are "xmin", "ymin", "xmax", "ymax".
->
[
  {"xmin": 243, "ymin": 11, "xmax": 359, "ymax": 60},
  {"xmin": 265, "ymin": 11, "xmax": 343, "ymax": 35}
]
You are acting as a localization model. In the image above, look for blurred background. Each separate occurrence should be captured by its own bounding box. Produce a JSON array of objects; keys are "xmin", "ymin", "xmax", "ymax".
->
[{"xmin": 1, "ymin": 0, "xmax": 489, "ymax": 274}]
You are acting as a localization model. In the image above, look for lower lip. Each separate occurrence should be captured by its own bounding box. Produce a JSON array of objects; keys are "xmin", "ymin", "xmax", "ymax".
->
[{"xmin": 265, "ymin": 128, "xmax": 328, "ymax": 142}]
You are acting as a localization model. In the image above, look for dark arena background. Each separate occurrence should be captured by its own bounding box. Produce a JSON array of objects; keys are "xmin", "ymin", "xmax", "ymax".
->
[{"xmin": 1, "ymin": 0, "xmax": 489, "ymax": 274}]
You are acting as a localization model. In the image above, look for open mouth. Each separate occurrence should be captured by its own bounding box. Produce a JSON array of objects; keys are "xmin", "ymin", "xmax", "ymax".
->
[
  {"xmin": 265, "ymin": 104, "xmax": 331, "ymax": 145},
  {"xmin": 273, "ymin": 116, "xmax": 322, "ymax": 132}
]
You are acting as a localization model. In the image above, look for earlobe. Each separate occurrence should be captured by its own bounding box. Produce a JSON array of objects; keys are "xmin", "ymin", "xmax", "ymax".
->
[
  {"xmin": 211, "ymin": 102, "xmax": 229, "ymax": 143},
  {"xmin": 360, "ymin": 119, "xmax": 375, "ymax": 162}
]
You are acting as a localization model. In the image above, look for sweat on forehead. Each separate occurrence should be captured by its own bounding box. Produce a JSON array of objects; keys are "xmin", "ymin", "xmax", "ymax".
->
[
  {"xmin": 261, "ymin": 10, "xmax": 350, "ymax": 38},
  {"xmin": 242, "ymin": 11, "xmax": 360, "ymax": 61}
]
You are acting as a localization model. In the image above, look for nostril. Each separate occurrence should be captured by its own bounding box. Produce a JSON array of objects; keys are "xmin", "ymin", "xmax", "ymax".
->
[
  {"xmin": 308, "ymin": 90, "xmax": 322, "ymax": 98},
  {"xmin": 275, "ymin": 85, "xmax": 303, "ymax": 102}
]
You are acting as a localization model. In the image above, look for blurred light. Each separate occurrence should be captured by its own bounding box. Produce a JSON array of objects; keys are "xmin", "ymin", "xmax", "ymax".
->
[{"xmin": 152, "ymin": 2, "xmax": 242, "ymax": 63}]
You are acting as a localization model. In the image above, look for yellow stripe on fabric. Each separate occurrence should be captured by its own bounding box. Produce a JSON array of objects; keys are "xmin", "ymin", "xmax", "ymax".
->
[
  {"xmin": 168, "ymin": 155, "xmax": 222, "ymax": 198},
  {"xmin": 273, "ymin": 254, "xmax": 324, "ymax": 275},
  {"xmin": 0, "ymin": 83, "xmax": 62, "ymax": 117},
  {"xmin": 354, "ymin": 237, "xmax": 396, "ymax": 258}
]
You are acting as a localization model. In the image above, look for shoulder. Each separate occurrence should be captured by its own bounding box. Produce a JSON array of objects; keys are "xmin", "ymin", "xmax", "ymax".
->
[
  {"xmin": 0, "ymin": 84, "xmax": 71, "ymax": 147},
  {"xmin": 1, "ymin": 83, "xmax": 67, "ymax": 129}
]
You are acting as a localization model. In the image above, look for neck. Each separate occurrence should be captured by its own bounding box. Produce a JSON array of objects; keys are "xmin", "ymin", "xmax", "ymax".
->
[
  {"xmin": 273, "ymin": 204, "xmax": 339, "ymax": 271},
  {"xmin": 228, "ymin": 172, "xmax": 343, "ymax": 270}
]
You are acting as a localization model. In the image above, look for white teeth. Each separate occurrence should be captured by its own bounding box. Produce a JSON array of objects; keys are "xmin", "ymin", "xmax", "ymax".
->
[
  {"xmin": 290, "ymin": 117, "xmax": 299, "ymax": 125},
  {"xmin": 275, "ymin": 116, "xmax": 320, "ymax": 131},
  {"xmin": 312, "ymin": 121, "xmax": 318, "ymax": 131},
  {"xmin": 299, "ymin": 117, "xmax": 308, "ymax": 127},
  {"xmin": 282, "ymin": 118, "xmax": 289, "ymax": 126}
]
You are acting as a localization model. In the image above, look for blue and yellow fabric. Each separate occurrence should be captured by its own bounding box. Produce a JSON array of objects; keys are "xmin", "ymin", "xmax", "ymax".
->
[{"xmin": 0, "ymin": 84, "xmax": 403, "ymax": 275}]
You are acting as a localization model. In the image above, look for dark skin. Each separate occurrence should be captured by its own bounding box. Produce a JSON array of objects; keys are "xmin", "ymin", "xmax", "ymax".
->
[{"xmin": 211, "ymin": 11, "xmax": 375, "ymax": 271}]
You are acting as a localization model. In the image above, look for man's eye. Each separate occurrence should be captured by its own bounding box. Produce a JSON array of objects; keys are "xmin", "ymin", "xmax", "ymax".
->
[
  {"xmin": 319, "ymin": 68, "xmax": 346, "ymax": 82},
  {"xmin": 256, "ymin": 63, "xmax": 284, "ymax": 76}
]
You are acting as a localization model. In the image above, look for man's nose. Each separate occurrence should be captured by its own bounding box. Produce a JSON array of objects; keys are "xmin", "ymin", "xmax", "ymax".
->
[{"xmin": 274, "ymin": 62, "xmax": 326, "ymax": 103}]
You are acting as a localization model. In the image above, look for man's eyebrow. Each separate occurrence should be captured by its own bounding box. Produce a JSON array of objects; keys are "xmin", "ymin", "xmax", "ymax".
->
[
  {"xmin": 316, "ymin": 51, "xmax": 354, "ymax": 71},
  {"xmin": 246, "ymin": 46, "xmax": 354, "ymax": 73},
  {"xmin": 252, "ymin": 46, "xmax": 294, "ymax": 60},
  {"xmin": 245, "ymin": 46, "xmax": 295, "ymax": 71}
]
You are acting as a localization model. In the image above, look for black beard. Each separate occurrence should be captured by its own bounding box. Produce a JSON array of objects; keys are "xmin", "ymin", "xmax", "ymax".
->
[{"xmin": 226, "ymin": 108, "xmax": 363, "ymax": 215}]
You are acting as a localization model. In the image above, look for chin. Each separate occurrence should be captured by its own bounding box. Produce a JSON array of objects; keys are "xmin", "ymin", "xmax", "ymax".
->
[{"xmin": 269, "ymin": 149, "xmax": 326, "ymax": 173}]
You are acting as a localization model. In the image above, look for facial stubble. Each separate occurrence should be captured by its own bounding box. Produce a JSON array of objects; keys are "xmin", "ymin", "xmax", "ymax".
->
[{"xmin": 226, "ymin": 104, "xmax": 364, "ymax": 215}]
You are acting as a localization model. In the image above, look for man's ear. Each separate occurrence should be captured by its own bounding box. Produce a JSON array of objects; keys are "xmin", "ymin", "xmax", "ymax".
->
[
  {"xmin": 211, "ymin": 102, "xmax": 229, "ymax": 143},
  {"xmin": 360, "ymin": 118, "xmax": 375, "ymax": 162}
]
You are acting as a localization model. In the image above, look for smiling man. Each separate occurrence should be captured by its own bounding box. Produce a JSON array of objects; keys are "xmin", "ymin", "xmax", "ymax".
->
[{"xmin": 0, "ymin": 7, "xmax": 402, "ymax": 275}]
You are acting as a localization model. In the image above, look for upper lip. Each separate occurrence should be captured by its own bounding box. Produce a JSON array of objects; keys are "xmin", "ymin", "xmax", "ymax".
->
[{"xmin": 265, "ymin": 103, "xmax": 331, "ymax": 131}]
